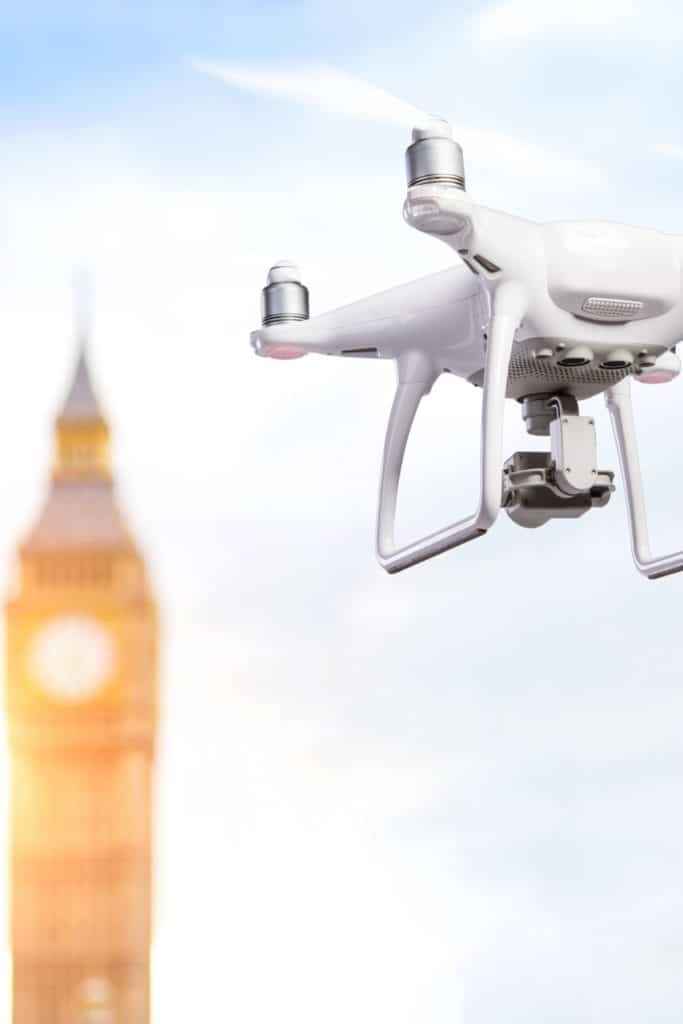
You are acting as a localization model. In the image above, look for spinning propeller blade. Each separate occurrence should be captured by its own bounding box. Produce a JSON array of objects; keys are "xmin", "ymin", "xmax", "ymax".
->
[
  {"xmin": 191, "ymin": 58, "xmax": 600, "ymax": 181},
  {"xmin": 189, "ymin": 59, "xmax": 428, "ymax": 129}
]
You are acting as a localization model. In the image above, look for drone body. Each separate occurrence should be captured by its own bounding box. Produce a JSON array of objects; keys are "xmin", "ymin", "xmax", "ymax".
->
[{"xmin": 251, "ymin": 118, "xmax": 683, "ymax": 579}]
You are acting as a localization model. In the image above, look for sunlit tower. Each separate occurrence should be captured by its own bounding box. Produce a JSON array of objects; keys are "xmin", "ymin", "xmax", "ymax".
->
[{"xmin": 5, "ymin": 315, "xmax": 158, "ymax": 1023}]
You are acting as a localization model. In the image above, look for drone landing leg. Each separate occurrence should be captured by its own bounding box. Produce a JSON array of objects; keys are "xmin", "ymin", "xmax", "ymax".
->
[
  {"xmin": 606, "ymin": 379, "xmax": 683, "ymax": 579},
  {"xmin": 377, "ymin": 293, "xmax": 523, "ymax": 573}
]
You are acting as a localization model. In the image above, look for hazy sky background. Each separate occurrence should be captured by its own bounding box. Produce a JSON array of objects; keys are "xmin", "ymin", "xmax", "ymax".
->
[{"xmin": 2, "ymin": 1, "xmax": 683, "ymax": 1021}]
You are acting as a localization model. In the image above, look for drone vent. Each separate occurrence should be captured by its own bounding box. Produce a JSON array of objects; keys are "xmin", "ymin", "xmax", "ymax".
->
[
  {"xmin": 508, "ymin": 354, "xmax": 632, "ymax": 387},
  {"xmin": 340, "ymin": 347, "xmax": 379, "ymax": 358},
  {"xmin": 473, "ymin": 254, "xmax": 501, "ymax": 275},
  {"xmin": 581, "ymin": 297, "xmax": 645, "ymax": 322}
]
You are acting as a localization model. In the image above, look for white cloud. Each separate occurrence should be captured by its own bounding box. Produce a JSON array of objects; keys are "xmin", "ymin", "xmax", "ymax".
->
[
  {"xmin": 473, "ymin": 0, "xmax": 683, "ymax": 45},
  {"xmin": 653, "ymin": 141, "xmax": 683, "ymax": 161},
  {"xmin": 475, "ymin": 0, "xmax": 636, "ymax": 41},
  {"xmin": 461, "ymin": 125, "xmax": 602, "ymax": 182}
]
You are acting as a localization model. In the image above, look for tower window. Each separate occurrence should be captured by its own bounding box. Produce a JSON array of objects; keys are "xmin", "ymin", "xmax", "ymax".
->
[{"xmin": 36, "ymin": 559, "xmax": 112, "ymax": 587}]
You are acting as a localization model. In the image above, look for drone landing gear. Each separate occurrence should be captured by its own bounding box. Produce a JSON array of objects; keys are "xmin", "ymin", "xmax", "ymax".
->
[
  {"xmin": 504, "ymin": 394, "xmax": 615, "ymax": 529},
  {"xmin": 607, "ymin": 379, "xmax": 683, "ymax": 579},
  {"xmin": 376, "ymin": 286, "xmax": 525, "ymax": 573}
]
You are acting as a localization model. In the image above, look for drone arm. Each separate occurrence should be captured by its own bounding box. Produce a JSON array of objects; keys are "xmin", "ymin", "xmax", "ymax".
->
[
  {"xmin": 606, "ymin": 379, "xmax": 683, "ymax": 579},
  {"xmin": 252, "ymin": 267, "xmax": 483, "ymax": 359},
  {"xmin": 377, "ymin": 287, "xmax": 524, "ymax": 573}
]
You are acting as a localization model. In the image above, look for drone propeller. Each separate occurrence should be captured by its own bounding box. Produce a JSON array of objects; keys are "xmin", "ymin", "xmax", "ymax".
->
[
  {"xmin": 189, "ymin": 59, "xmax": 428, "ymax": 130},
  {"xmin": 191, "ymin": 58, "xmax": 600, "ymax": 182}
]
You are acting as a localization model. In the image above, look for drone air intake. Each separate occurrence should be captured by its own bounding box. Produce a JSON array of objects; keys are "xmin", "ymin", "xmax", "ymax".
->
[{"xmin": 250, "ymin": 117, "xmax": 683, "ymax": 580}]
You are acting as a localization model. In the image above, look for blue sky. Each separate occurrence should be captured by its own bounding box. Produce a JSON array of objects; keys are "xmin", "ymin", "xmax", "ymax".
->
[{"xmin": 3, "ymin": 1, "xmax": 683, "ymax": 1022}]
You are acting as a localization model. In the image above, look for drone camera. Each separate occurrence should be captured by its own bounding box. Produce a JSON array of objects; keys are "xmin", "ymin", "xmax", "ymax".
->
[{"xmin": 405, "ymin": 118, "xmax": 466, "ymax": 190}]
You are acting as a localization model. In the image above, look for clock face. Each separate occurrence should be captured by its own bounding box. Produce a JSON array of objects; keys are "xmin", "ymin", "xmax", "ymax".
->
[
  {"xmin": 29, "ymin": 615, "xmax": 116, "ymax": 701},
  {"xmin": 76, "ymin": 977, "xmax": 115, "ymax": 1024}
]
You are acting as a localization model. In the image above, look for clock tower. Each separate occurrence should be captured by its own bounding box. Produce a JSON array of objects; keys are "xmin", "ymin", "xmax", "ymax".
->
[{"xmin": 5, "ymin": 341, "xmax": 157, "ymax": 1023}]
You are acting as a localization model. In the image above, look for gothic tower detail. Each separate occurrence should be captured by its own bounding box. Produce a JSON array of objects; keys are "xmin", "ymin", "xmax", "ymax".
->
[{"xmin": 5, "ymin": 341, "xmax": 158, "ymax": 1023}]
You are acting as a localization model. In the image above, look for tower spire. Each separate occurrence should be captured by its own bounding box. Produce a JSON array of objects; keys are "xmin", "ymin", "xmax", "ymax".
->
[
  {"xmin": 53, "ymin": 278, "xmax": 110, "ymax": 479},
  {"xmin": 60, "ymin": 349, "xmax": 103, "ymax": 424},
  {"xmin": 59, "ymin": 271, "xmax": 103, "ymax": 424},
  {"xmin": 74, "ymin": 266, "xmax": 92, "ymax": 352}
]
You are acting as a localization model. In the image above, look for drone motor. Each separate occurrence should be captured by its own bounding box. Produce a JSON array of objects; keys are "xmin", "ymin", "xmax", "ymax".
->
[
  {"xmin": 261, "ymin": 261, "xmax": 309, "ymax": 327},
  {"xmin": 405, "ymin": 118, "xmax": 466, "ymax": 190}
]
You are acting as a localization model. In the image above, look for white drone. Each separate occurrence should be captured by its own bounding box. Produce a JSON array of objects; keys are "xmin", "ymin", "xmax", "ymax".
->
[{"xmin": 250, "ymin": 117, "xmax": 683, "ymax": 579}]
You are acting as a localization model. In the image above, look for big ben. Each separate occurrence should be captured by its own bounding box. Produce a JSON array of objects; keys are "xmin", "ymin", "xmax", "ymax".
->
[{"xmin": 5, "ymin": 336, "xmax": 158, "ymax": 1023}]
